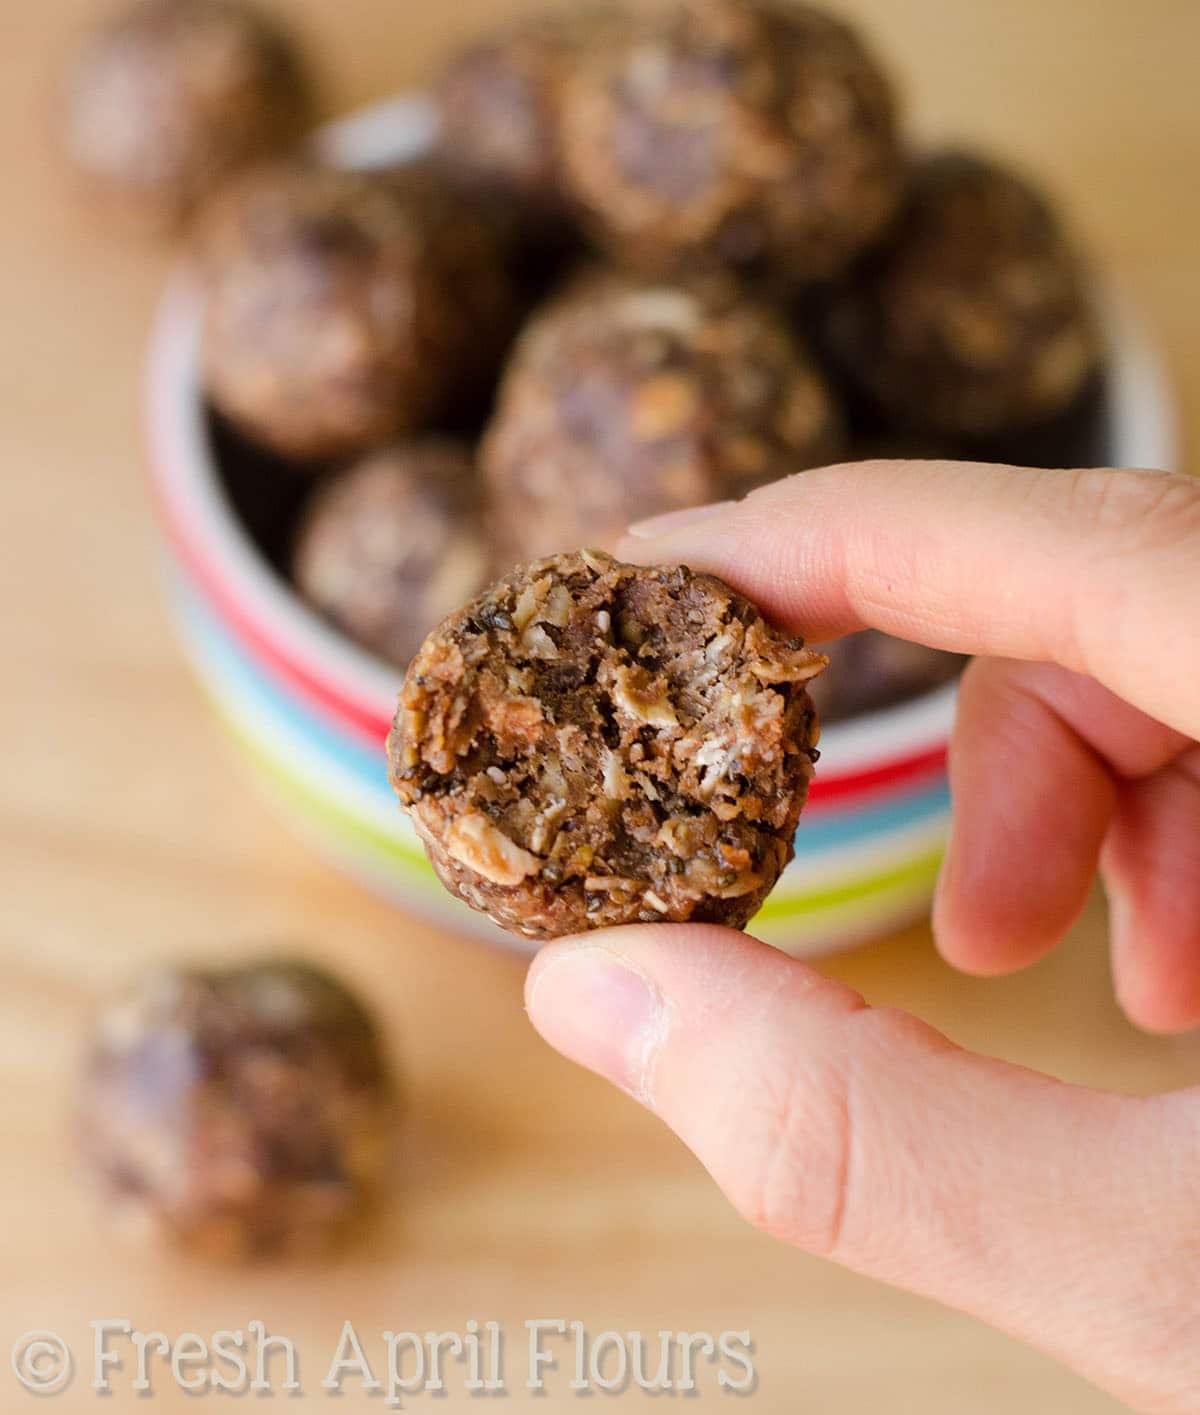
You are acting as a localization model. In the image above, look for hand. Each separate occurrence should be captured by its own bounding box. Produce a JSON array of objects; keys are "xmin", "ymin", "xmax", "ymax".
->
[{"xmin": 524, "ymin": 460, "xmax": 1200, "ymax": 1414}]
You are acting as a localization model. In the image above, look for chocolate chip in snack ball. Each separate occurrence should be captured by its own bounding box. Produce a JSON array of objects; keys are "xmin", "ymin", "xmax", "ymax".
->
[
  {"xmin": 292, "ymin": 440, "xmax": 496, "ymax": 670},
  {"xmin": 62, "ymin": 0, "xmax": 311, "ymax": 230},
  {"xmin": 819, "ymin": 151, "xmax": 1101, "ymax": 440},
  {"xmin": 387, "ymin": 550, "xmax": 825, "ymax": 940},
  {"xmin": 809, "ymin": 630, "xmax": 966, "ymax": 724},
  {"xmin": 480, "ymin": 270, "xmax": 844, "ymax": 566},
  {"xmin": 557, "ymin": 0, "xmax": 904, "ymax": 286},
  {"xmin": 79, "ymin": 959, "xmax": 397, "ymax": 1261},
  {"xmin": 198, "ymin": 160, "xmax": 519, "ymax": 462}
]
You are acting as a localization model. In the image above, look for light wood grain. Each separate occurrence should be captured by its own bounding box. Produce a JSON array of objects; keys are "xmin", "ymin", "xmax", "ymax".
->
[{"xmin": 1, "ymin": 2, "xmax": 1197, "ymax": 1409}]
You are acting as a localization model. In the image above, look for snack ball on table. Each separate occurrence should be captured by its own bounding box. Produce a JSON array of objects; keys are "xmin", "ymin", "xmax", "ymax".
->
[
  {"xmin": 557, "ymin": 0, "xmax": 904, "ymax": 284},
  {"xmin": 388, "ymin": 550, "xmax": 825, "ymax": 940},
  {"xmin": 79, "ymin": 960, "xmax": 397, "ymax": 1261},
  {"xmin": 199, "ymin": 161, "xmax": 519, "ymax": 462},
  {"xmin": 292, "ymin": 440, "xmax": 495, "ymax": 670},
  {"xmin": 480, "ymin": 271, "xmax": 844, "ymax": 563},
  {"xmin": 62, "ymin": 0, "xmax": 311, "ymax": 228},
  {"xmin": 820, "ymin": 151, "xmax": 1101, "ymax": 438}
]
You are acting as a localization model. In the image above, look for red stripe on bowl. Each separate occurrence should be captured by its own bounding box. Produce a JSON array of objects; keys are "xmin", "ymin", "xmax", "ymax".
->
[
  {"xmin": 807, "ymin": 744, "xmax": 947, "ymax": 805},
  {"xmin": 154, "ymin": 478, "xmax": 394, "ymax": 747}
]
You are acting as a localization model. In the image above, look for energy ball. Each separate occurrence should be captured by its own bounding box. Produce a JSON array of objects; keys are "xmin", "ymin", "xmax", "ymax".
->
[
  {"xmin": 558, "ymin": 0, "xmax": 903, "ymax": 284},
  {"xmin": 199, "ymin": 161, "xmax": 518, "ymax": 461},
  {"xmin": 820, "ymin": 151, "xmax": 1101, "ymax": 438},
  {"xmin": 292, "ymin": 441, "xmax": 494, "ymax": 669},
  {"xmin": 480, "ymin": 272, "xmax": 844, "ymax": 564},
  {"xmin": 62, "ymin": 0, "xmax": 310, "ymax": 228},
  {"xmin": 809, "ymin": 631, "xmax": 965, "ymax": 723},
  {"xmin": 79, "ymin": 959, "xmax": 396, "ymax": 1261},
  {"xmin": 388, "ymin": 550, "xmax": 825, "ymax": 940},
  {"xmin": 435, "ymin": 10, "xmax": 613, "ymax": 220}
]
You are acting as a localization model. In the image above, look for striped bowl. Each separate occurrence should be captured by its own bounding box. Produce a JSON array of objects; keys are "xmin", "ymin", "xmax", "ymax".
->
[{"xmin": 144, "ymin": 95, "xmax": 1179, "ymax": 957}]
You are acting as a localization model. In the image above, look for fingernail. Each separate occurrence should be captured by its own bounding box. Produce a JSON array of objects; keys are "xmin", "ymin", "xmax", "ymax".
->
[
  {"xmin": 625, "ymin": 500, "xmax": 735, "ymax": 540},
  {"xmin": 526, "ymin": 946, "xmax": 668, "ymax": 1106}
]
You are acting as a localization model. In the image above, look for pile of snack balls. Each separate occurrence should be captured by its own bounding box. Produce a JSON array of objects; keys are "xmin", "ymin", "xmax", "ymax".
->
[
  {"xmin": 61, "ymin": 0, "xmax": 1102, "ymax": 1257},
  {"xmin": 65, "ymin": 0, "xmax": 1103, "ymax": 725}
]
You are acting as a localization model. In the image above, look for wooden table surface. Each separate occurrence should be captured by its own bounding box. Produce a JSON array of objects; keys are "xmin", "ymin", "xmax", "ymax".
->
[{"xmin": 1, "ymin": 2, "xmax": 1197, "ymax": 1409}]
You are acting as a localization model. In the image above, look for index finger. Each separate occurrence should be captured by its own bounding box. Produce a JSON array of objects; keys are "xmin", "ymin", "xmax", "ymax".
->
[{"xmin": 618, "ymin": 459, "xmax": 1200, "ymax": 738}]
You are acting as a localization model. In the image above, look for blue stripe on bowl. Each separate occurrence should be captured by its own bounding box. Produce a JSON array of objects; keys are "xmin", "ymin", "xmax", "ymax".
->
[{"xmin": 792, "ymin": 777, "xmax": 951, "ymax": 849}]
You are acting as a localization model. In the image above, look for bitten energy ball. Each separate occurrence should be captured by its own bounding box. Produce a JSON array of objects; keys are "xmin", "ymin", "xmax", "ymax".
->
[
  {"xmin": 481, "ymin": 273, "xmax": 843, "ymax": 563},
  {"xmin": 820, "ymin": 151, "xmax": 1101, "ymax": 438},
  {"xmin": 435, "ymin": 10, "xmax": 612, "ymax": 219},
  {"xmin": 293, "ymin": 441, "xmax": 494, "ymax": 669},
  {"xmin": 79, "ymin": 960, "xmax": 396, "ymax": 1261},
  {"xmin": 62, "ymin": 0, "xmax": 310, "ymax": 228},
  {"xmin": 558, "ymin": 0, "xmax": 903, "ymax": 283},
  {"xmin": 200, "ymin": 161, "xmax": 517, "ymax": 461},
  {"xmin": 388, "ymin": 550, "xmax": 824, "ymax": 939},
  {"xmin": 808, "ymin": 630, "xmax": 965, "ymax": 724}
]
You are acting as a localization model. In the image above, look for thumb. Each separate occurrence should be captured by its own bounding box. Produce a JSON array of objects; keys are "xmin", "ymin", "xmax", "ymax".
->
[{"xmin": 526, "ymin": 927, "xmax": 1200, "ymax": 1413}]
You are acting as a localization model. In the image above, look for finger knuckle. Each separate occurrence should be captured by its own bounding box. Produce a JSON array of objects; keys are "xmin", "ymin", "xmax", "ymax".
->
[
  {"xmin": 727, "ymin": 1005, "xmax": 940, "ymax": 1260},
  {"xmin": 727, "ymin": 1056, "xmax": 850, "ymax": 1254},
  {"xmin": 1063, "ymin": 468, "xmax": 1200, "ymax": 678},
  {"xmin": 725, "ymin": 1004, "xmax": 866, "ymax": 1257},
  {"xmin": 1075, "ymin": 467, "xmax": 1200, "ymax": 553}
]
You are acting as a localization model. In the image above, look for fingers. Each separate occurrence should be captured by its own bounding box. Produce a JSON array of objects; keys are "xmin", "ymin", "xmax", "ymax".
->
[
  {"xmin": 934, "ymin": 658, "xmax": 1185, "ymax": 977},
  {"xmin": 618, "ymin": 460, "xmax": 1200, "ymax": 738},
  {"xmin": 934, "ymin": 657, "xmax": 1200, "ymax": 1030},
  {"xmin": 1104, "ymin": 747, "xmax": 1200, "ymax": 1033},
  {"xmin": 526, "ymin": 927, "xmax": 1200, "ymax": 1412}
]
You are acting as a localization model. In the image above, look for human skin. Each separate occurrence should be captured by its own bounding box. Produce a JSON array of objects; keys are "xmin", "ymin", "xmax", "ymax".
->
[{"xmin": 524, "ymin": 460, "xmax": 1200, "ymax": 1414}]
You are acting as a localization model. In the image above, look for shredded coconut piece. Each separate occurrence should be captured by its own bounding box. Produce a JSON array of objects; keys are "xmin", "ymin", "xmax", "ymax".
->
[{"xmin": 445, "ymin": 813, "xmax": 540, "ymax": 887}]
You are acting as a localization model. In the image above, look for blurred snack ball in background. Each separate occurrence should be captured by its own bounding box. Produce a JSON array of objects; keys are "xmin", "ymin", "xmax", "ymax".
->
[
  {"xmin": 79, "ymin": 960, "xmax": 397, "ymax": 1261},
  {"xmin": 481, "ymin": 269, "xmax": 844, "ymax": 563},
  {"xmin": 558, "ymin": 0, "xmax": 904, "ymax": 284},
  {"xmin": 197, "ymin": 160, "xmax": 519, "ymax": 462},
  {"xmin": 292, "ymin": 440, "xmax": 496, "ymax": 671},
  {"xmin": 434, "ymin": 8, "xmax": 620, "ymax": 220},
  {"xmin": 62, "ymin": 0, "xmax": 311, "ymax": 228},
  {"xmin": 820, "ymin": 151, "xmax": 1101, "ymax": 438},
  {"xmin": 811, "ymin": 630, "xmax": 966, "ymax": 725}
]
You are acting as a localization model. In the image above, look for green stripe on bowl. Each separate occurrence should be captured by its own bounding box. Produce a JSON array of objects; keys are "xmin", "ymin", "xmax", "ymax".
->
[{"xmin": 756, "ymin": 847, "xmax": 943, "ymax": 922}]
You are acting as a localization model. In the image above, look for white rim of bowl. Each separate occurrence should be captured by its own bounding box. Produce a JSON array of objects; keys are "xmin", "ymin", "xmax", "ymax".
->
[{"xmin": 145, "ymin": 91, "xmax": 1181, "ymax": 767}]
